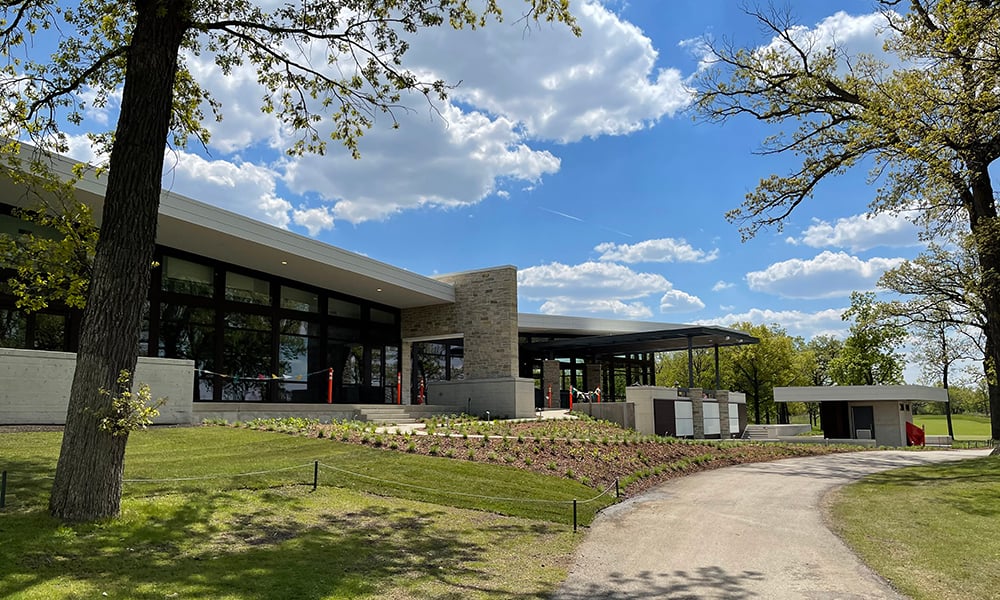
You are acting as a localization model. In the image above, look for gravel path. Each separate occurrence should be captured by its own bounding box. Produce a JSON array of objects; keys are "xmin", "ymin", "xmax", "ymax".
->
[{"xmin": 553, "ymin": 449, "xmax": 991, "ymax": 600}]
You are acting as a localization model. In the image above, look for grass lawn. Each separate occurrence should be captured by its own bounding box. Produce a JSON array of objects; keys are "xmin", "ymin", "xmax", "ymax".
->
[
  {"xmin": 0, "ymin": 427, "xmax": 609, "ymax": 600},
  {"xmin": 913, "ymin": 414, "xmax": 993, "ymax": 440},
  {"xmin": 828, "ymin": 456, "xmax": 1000, "ymax": 600}
]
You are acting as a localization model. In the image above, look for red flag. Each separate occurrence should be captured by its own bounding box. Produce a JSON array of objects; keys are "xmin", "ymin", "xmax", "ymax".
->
[{"xmin": 906, "ymin": 421, "xmax": 925, "ymax": 447}]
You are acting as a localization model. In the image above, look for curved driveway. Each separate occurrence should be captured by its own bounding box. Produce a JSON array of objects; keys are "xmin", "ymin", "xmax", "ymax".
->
[{"xmin": 553, "ymin": 449, "xmax": 991, "ymax": 600}]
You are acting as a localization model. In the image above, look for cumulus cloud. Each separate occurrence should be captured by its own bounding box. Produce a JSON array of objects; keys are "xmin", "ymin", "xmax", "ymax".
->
[
  {"xmin": 595, "ymin": 237, "xmax": 718, "ymax": 263},
  {"xmin": 539, "ymin": 298, "xmax": 653, "ymax": 319},
  {"xmin": 787, "ymin": 212, "xmax": 923, "ymax": 251},
  {"xmin": 292, "ymin": 206, "xmax": 335, "ymax": 236},
  {"xmin": 758, "ymin": 10, "xmax": 898, "ymax": 71},
  {"xmin": 696, "ymin": 307, "xmax": 847, "ymax": 340},
  {"xmin": 746, "ymin": 251, "xmax": 905, "ymax": 299},
  {"xmin": 162, "ymin": 151, "xmax": 292, "ymax": 228},
  {"xmin": 712, "ymin": 280, "xmax": 734, "ymax": 292},
  {"xmin": 660, "ymin": 290, "xmax": 705, "ymax": 313},
  {"xmin": 405, "ymin": 0, "xmax": 692, "ymax": 143},
  {"xmin": 282, "ymin": 102, "xmax": 561, "ymax": 224},
  {"xmin": 518, "ymin": 260, "xmax": 703, "ymax": 317}
]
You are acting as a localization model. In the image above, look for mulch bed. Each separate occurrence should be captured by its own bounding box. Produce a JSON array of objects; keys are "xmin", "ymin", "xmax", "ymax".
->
[{"xmin": 309, "ymin": 419, "xmax": 854, "ymax": 498}]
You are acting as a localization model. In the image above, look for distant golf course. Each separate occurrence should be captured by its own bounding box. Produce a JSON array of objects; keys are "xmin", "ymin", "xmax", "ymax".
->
[{"xmin": 913, "ymin": 414, "xmax": 993, "ymax": 440}]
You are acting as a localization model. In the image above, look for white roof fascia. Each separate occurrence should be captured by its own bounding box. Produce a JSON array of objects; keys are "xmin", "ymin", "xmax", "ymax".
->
[
  {"xmin": 773, "ymin": 385, "xmax": 948, "ymax": 404},
  {"xmin": 4, "ymin": 147, "xmax": 455, "ymax": 309}
]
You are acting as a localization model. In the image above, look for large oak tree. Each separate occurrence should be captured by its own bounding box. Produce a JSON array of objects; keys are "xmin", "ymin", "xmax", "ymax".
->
[
  {"xmin": 0, "ymin": 0, "xmax": 577, "ymax": 521},
  {"xmin": 696, "ymin": 0, "xmax": 1000, "ymax": 439}
]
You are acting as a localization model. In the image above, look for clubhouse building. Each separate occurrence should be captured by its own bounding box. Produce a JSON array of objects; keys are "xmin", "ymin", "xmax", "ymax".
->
[{"xmin": 0, "ymin": 150, "xmax": 755, "ymax": 431}]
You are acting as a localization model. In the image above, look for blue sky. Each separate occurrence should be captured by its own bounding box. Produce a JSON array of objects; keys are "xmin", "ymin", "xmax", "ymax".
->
[{"xmin": 60, "ymin": 1, "xmax": 932, "ymax": 372}]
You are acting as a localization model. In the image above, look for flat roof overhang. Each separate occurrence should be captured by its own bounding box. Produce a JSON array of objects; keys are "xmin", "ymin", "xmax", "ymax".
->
[
  {"xmin": 519, "ymin": 314, "xmax": 759, "ymax": 356},
  {"xmin": 1, "ymin": 151, "xmax": 455, "ymax": 310},
  {"xmin": 774, "ymin": 385, "xmax": 948, "ymax": 403}
]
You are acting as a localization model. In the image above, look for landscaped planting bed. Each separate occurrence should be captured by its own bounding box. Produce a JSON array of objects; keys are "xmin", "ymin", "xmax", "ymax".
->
[{"xmin": 219, "ymin": 414, "xmax": 861, "ymax": 497}]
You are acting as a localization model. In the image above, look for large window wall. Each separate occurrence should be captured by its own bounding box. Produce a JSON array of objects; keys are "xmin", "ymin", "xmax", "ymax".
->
[{"xmin": 146, "ymin": 249, "xmax": 401, "ymax": 403}]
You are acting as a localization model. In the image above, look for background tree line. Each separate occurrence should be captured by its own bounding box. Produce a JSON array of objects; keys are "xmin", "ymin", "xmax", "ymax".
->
[{"xmin": 655, "ymin": 288, "xmax": 991, "ymax": 427}]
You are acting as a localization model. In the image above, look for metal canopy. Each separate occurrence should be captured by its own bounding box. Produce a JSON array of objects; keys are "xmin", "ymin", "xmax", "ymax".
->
[{"xmin": 521, "ymin": 325, "xmax": 759, "ymax": 357}]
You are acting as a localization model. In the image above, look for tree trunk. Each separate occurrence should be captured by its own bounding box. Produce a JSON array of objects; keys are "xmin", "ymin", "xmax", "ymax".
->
[
  {"xmin": 966, "ymin": 171, "xmax": 1000, "ymax": 441},
  {"xmin": 49, "ymin": 0, "xmax": 189, "ymax": 521}
]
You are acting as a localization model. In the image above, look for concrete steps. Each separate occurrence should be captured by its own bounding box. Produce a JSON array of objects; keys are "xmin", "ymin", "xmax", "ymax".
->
[
  {"xmin": 741, "ymin": 425, "xmax": 772, "ymax": 440},
  {"xmin": 355, "ymin": 404, "xmax": 461, "ymax": 424}
]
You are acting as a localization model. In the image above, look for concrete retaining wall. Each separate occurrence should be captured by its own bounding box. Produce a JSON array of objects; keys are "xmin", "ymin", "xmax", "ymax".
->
[
  {"xmin": 424, "ymin": 377, "xmax": 535, "ymax": 419},
  {"xmin": 0, "ymin": 348, "xmax": 194, "ymax": 425},
  {"xmin": 193, "ymin": 402, "xmax": 361, "ymax": 423},
  {"xmin": 575, "ymin": 402, "xmax": 636, "ymax": 431}
]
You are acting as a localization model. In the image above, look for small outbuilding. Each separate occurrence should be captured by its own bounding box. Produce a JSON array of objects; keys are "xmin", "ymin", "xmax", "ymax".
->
[{"xmin": 773, "ymin": 385, "xmax": 947, "ymax": 447}]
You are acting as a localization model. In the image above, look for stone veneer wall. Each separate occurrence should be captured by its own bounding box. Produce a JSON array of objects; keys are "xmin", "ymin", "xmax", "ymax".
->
[
  {"xmin": 542, "ymin": 359, "xmax": 561, "ymax": 408},
  {"xmin": 401, "ymin": 266, "xmax": 519, "ymax": 403}
]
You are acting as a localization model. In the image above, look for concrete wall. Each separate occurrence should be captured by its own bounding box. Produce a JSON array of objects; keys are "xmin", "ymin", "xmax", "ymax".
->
[
  {"xmin": 425, "ymin": 377, "xmax": 535, "ymax": 420},
  {"xmin": 0, "ymin": 348, "xmax": 194, "ymax": 425},
  {"xmin": 848, "ymin": 401, "xmax": 908, "ymax": 447},
  {"xmin": 576, "ymin": 402, "xmax": 636, "ymax": 430},
  {"xmin": 624, "ymin": 386, "xmax": 678, "ymax": 435},
  {"xmin": 193, "ymin": 403, "xmax": 361, "ymax": 423}
]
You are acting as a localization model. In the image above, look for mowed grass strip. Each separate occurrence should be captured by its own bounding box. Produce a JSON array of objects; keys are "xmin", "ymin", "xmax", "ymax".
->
[
  {"xmin": 913, "ymin": 414, "xmax": 993, "ymax": 440},
  {"xmin": 827, "ymin": 456, "xmax": 1000, "ymax": 600},
  {"xmin": 0, "ymin": 427, "xmax": 609, "ymax": 600}
]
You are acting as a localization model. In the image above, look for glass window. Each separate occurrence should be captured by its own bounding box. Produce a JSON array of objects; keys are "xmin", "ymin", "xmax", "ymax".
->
[
  {"xmin": 384, "ymin": 345, "xmax": 399, "ymax": 403},
  {"xmin": 415, "ymin": 342, "xmax": 447, "ymax": 382},
  {"xmin": 371, "ymin": 307, "xmax": 396, "ymax": 325},
  {"xmin": 162, "ymin": 256, "xmax": 214, "ymax": 297},
  {"xmin": 158, "ymin": 305, "xmax": 216, "ymax": 401},
  {"xmin": 328, "ymin": 297, "xmax": 361, "ymax": 319},
  {"xmin": 223, "ymin": 314, "xmax": 273, "ymax": 401},
  {"xmin": 328, "ymin": 322, "xmax": 362, "ymax": 343},
  {"xmin": 370, "ymin": 347, "xmax": 383, "ymax": 387},
  {"xmin": 278, "ymin": 326, "xmax": 322, "ymax": 403},
  {"xmin": 226, "ymin": 272, "xmax": 270, "ymax": 305},
  {"xmin": 281, "ymin": 286, "xmax": 318, "ymax": 313},
  {"xmin": 0, "ymin": 308, "xmax": 27, "ymax": 348},
  {"xmin": 33, "ymin": 313, "xmax": 67, "ymax": 351}
]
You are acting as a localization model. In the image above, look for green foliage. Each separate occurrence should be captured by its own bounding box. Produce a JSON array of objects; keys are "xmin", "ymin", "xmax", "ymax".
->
[
  {"xmin": 830, "ymin": 292, "xmax": 906, "ymax": 386},
  {"xmin": 0, "ymin": 184, "xmax": 96, "ymax": 312},
  {"xmin": 695, "ymin": 0, "xmax": 1000, "ymax": 437},
  {"xmin": 96, "ymin": 370, "xmax": 164, "ymax": 437},
  {"xmin": 721, "ymin": 322, "xmax": 812, "ymax": 423}
]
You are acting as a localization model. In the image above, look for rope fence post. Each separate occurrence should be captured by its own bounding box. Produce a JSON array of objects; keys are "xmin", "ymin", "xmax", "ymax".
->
[
  {"xmin": 313, "ymin": 461, "xmax": 319, "ymax": 491},
  {"xmin": 1, "ymin": 470, "xmax": 6, "ymax": 509},
  {"xmin": 615, "ymin": 478, "xmax": 620, "ymax": 499},
  {"xmin": 573, "ymin": 499, "xmax": 577, "ymax": 533}
]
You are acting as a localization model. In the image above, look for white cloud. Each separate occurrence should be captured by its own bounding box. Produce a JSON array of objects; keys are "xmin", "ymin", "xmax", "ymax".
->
[
  {"xmin": 282, "ymin": 102, "xmax": 561, "ymax": 224},
  {"xmin": 162, "ymin": 151, "xmax": 292, "ymax": 228},
  {"xmin": 518, "ymin": 260, "xmax": 703, "ymax": 317},
  {"xmin": 595, "ymin": 237, "xmax": 718, "ymax": 263},
  {"xmin": 746, "ymin": 251, "xmax": 905, "ymax": 299},
  {"xmin": 759, "ymin": 11, "xmax": 897, "ymax": 71},
  {"xmin": 712, "ymin": 280, "xmax": 734, "ymax": 292},
  {"xmin": 788, "ymin": 212, "xmax": 923, "ymax": 251},
  {"xmin": 539, "ymin": 298, "xmax": 653, "ymax": 319},
  {"xmin": 660, "ymin": 290, "xmax": 705, "ymax": 313},
  {"xmin": 696, "ymin": 307, "xmax": 847, "ymax": 340},
  {"xmin": 292, "ymin": 206, "xmax": 335, "ymax": 236},
  {"xmin": 405, "ymin": 0, "xmax": 692, "ymax": 143}
]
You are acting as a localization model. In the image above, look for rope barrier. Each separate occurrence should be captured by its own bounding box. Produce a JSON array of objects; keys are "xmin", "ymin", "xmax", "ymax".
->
[
  {"xmin": 317, "ymin": 461, "xmax": 613, "ymax": 505},
  {"xmin": 196, "ymin": 368, "xmax": 332, "ymax": 381},
  {"xmin": 122, "ymin": 462, "xmax": 315, "ymax": 483}
]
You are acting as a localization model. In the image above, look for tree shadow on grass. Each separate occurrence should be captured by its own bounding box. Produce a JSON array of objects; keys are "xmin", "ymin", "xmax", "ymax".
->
[
  {"xmin": 0, "ymin": 485, "xmax": 566, "ymax": 599},
  {"xmin": 552, "ymin": 565, "xmax": 766, "ymax": 600}
]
